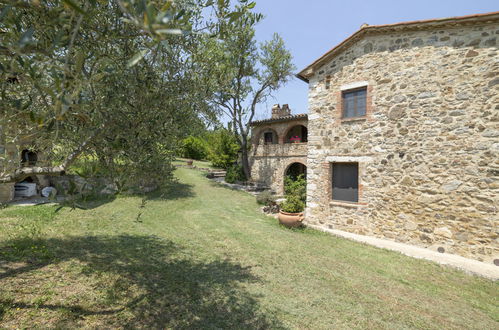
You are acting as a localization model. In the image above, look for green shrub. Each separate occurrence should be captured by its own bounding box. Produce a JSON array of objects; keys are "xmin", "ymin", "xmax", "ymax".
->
[
  {"xmin": 206, "ymin": 129, "xmax": 240, "ymax": 169},
  {"xmin": 284, "ymin": 174, "xmax": 306, "ymax": 202},
  {"xmin": 181, "ymin": 136, "xmax": 208, "ymax": 160},
  {"xmin": 256, "ymin": 191, "xmax": 275, "ymax": 205},
  {"xmin": 281, "ymin": 174, "xmax": 306, "ymax": 213},
  {"xmin": 280, "ymin": 194, "xmax": 305, "ymax": 213},
  {"xmin": 225, "ymin": 164, "xmax": 245, "ymax": 183}
]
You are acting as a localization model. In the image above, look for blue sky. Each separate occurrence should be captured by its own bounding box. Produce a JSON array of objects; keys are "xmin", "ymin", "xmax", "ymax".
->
[{"xmin": 251, "ymin": 0, "xmax": 498, "ymax": 120}]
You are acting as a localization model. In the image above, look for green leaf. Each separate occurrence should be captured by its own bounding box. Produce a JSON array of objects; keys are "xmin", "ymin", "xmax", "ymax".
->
[
  {"xmin": 175, "ymin": 9, "xmax": 186, "ymax": 20},
  {"xmin": 75, "ymin": 51, "xmax": 86, "ymax": 72},
  {"xmin": 62, "ymin": 0, "xmax": 87, "ymax": 15},
  {"xmin": 226, "ymin": 11, "xmax": 243, "ymax": 23},
  {"xmin": 146, "ymin": 4, "xmax": 155, "ymax": 27},
  {"xmin": 247, "ymin": 2, "xmax": 256, "ymax": 9},
  {"xmin": 127, "ymin": 49, "xmax": 149, "ymax": 67},
  {"xmin": 156, "ymin": 29, "xmax": 183, "ymax": 35}
]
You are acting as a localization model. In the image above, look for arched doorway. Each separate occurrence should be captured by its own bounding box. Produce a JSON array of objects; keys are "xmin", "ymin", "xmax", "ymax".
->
[
  {"xmin": 285, "ymin": 162, "xmax": 307, "ymax": 180},
  {"xmin": 283, "ymin": 162, "xmax": 307, "ymax": 199},
  {"xmin": 285, "ymin": 125, "xmax": 307, "ymax": 143}
]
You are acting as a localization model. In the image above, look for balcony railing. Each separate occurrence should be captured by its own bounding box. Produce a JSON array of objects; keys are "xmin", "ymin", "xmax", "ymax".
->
[{"xmin": 252, "ymin": 142, "xmax": 307, "ymax": 157}]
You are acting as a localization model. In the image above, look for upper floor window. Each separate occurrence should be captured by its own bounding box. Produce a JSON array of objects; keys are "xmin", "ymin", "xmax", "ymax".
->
[
  {"xmin": 342, "ymin": 87, "xmax": 367, "ymax": 118},
  {"xmin": 264, "ymin": 132, "xmax": 274, "ymax": 144},
  {"xmin": 261, "ymin": 130, "xmax": 278, "ymax": 145}
]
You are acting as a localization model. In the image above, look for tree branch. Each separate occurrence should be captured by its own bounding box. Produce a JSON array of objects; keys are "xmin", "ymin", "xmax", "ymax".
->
[{"xmin": 246, "ymin": 81, "xmax": 270, "ymax": 126}]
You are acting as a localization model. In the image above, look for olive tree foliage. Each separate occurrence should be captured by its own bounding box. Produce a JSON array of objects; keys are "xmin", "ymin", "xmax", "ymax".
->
[
  {"xmin": 0, "ymin": 0, "xmax": 256, "ymax": 188},
  {"xmin": 200, "ymin": 7, "xmax": 295, "ymax": 179}
]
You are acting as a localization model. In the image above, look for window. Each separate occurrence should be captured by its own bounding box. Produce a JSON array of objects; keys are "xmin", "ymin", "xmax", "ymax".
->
[
  {"xmin": 342, "ymin": 87, "xmax": 367, "ymax": 118},
  {"xmin": 332, "ymin": 163, "xmax": 359, "ymax": 202},
  {"xmin": 285, "ymin": 125, "xmax": 308, "ymax": 143},
  {"xmin": 264, "ymin": 132, "xmax": 274, "ymax": 144}
]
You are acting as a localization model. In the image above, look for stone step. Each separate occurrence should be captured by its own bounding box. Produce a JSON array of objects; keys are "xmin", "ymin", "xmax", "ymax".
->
[{"xmin": 206, "ymin": 171, "xmax": 226, "ymax": 179}]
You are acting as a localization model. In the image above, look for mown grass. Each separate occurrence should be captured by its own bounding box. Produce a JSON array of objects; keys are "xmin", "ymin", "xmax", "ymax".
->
[
  {"xmin": 173, "ymin": 157, "xmax": 220, "ymax": 170},
  {"xmin": 0, "ymin": 167, "xmax": 497, "ymax": 329}
]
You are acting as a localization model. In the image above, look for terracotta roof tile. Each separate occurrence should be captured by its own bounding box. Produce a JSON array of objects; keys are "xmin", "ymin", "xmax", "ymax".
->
[{"xmin": 250, "ymin": 113, "xmax": 308, "ymax": 126}]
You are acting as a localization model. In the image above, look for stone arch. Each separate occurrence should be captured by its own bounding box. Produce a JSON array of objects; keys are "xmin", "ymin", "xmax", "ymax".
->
[
  {"xmin": 258, "ymin": 127, "xmax": 279, "ymax": 145},
  {"xmin": 274, "ymin": 158, "xmax": 307, "ymax": 195},
  {"xmin": 284, "ymin": 162, "xmax": 307, "ymax": 180},
  {"xmin": 284, "ymin": 124, "xmax": 308, "ymax": 143}
]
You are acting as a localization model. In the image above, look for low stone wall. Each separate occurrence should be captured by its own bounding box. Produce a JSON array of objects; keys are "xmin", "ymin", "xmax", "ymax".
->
[
  {"xmin": 0, "ymin": 143, "xmax": 17, "ymax": 203},
  {"xmin": 0, "ymin": 183, "xmax": 14, "ymax": 203}
]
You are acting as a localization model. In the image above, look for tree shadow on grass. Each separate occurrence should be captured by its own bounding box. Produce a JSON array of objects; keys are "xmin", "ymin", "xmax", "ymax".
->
[
  {"xmin": 145, "ymin": 181, "xmax": 196, "ymax": 201},
  {"xmin": 0, "ymin": 235, "xmax": 282, "ymax": 329},
  {"xmin": 56, "ymin": 180, "xmax": 196, "ymax": 211}
]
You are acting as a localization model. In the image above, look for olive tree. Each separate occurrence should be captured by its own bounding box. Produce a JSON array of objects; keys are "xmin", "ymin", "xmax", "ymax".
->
[
  {"xmin": 204, "ymin": 8, "xmax": 295, "ymax": 179},
  {"xmin": 0, "ymin": 0, "xmax": 257, "ymax": 187}
]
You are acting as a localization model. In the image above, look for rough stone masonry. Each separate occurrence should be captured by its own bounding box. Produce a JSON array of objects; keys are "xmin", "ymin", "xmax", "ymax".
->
[{"xmin": 297, "ymin": 12, "xmax": 499, "ymax": 263}]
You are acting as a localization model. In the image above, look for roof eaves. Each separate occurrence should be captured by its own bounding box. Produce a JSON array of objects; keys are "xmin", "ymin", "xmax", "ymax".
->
[
  {"xmin": 296, "ymin": 11, "xmax": 499, "ymax": 82},
  {"xmin": 250, "ymin": 113, "xmax": 308, "ymax": 126}
]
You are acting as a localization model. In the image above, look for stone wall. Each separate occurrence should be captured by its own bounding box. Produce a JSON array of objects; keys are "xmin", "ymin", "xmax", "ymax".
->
[
  {"xmin": 0, "ymin": 143, "xmax": 17, "ymax": 203},
  {"xmin": 250, "ymin": 119, "xmax": 308, "ymax": 194},
  {"xmin": 0, "ymin": 141, "xmax": 49, "ymax": 203},
  {"xmin": 305, "ymin": 22, "xmax": 498, "ymax": 263}
]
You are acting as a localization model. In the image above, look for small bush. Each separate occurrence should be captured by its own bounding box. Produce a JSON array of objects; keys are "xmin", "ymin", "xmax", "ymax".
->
[
  {"xmin": 256, "ymin": 191, "xmax": 275, "ymax": 206},
  {"xmin": 225, "ymin": 164, "xmax": 245, "ymax": 183},
  {"xmin": 181, "ymin": 136, "xmax": 208, "ymax": 160},
  {"xmin": 206, "ymin": 129, "xmax": 240, "ymax": 169},
  {"xmin": 280, "ymin": 195, "xmax": 305, "ymax": 213},
  {"xmin": 284, "ymin": 174, "xmax": 306, "ymax": 202},
  {"xmin": 281, "ymin": 174, "xmax": 306, "ymax": 213}
]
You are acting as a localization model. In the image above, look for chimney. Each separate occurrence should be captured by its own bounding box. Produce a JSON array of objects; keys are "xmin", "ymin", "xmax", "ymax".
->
[
  {"xmin": 271, "ymin": 104, "xmax": 281, "ymax": 119},
  {"xmin": 281, "ymin": 104, "xmax": 291, "ymax": 116},
  {"xmin": 271, "ymin": 104, "xmax": 291, "ymax": 119}
]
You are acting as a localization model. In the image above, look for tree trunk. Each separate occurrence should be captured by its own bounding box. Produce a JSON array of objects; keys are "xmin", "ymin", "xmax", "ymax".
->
[{"xmin": 240, "ymin": 140, "xmax": 251, "ymax": 180}]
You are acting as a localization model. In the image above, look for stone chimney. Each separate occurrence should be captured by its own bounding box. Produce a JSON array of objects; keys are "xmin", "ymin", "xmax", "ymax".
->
[
  {"xmin": 282, "ymin": 104, "xmax": 291, "ymax": 116},
  {"xmin": 271, "ymin": 104, "xmax": 291, "ymax": 119},
  {"xmin": 271, "ymin": 104, "xmax": 281, "ymax": 118}
]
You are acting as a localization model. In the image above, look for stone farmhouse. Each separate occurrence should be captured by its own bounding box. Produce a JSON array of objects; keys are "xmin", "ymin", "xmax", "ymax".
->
[
  {"xmin": 250, "ymin": 104, "xmax": 308, "ymax": 195},
  {"xmin": 251, "ymin": 12, "xmax": 499, "ymax": 264}
]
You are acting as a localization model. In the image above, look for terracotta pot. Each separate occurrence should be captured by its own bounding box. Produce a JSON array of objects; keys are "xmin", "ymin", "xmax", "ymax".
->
[
  {"xmin": 186, "ymin": 160, "xmax": 193, "ymax": 166},
  {"xmin": 278, "ymin": 210, "xmax": 304, "ymax": 228}
]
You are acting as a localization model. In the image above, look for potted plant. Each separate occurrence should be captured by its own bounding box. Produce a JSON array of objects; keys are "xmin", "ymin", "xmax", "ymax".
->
[
  {"xmin": 289, "ymin": 135, "xmax": 301, "ymax": 143},
  {"xmin": 186, "ymin": 159, "xmax": 193, "ymax": 166},
  {"xmin": 278, "ymin": 174, "xmax": 306, "ymax": 227}
]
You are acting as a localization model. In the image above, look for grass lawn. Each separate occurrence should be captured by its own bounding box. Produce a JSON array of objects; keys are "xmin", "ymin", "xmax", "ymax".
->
[
  {"xmin": 173, "ymin": 158, "xmax": 220, "ymax": 170},
  {"xmin": 0, "ymin": 167, "xmax": 497, "ymax": 329}
]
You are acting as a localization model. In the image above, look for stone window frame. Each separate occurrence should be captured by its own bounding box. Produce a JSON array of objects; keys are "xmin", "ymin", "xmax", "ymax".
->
[
  {"xmin": 324, "ymin": 155, "xmax": 371, "ymax": 207},
  {"xmin": 331, "ymin": 162, "xmax": 359, "ymax": 202},
  {"xmin": 256, "ymin": 127, "xmax": 279, "ymax": 146},
  {"xmin": 336, "ymin": 81, "xmax": 374, "ymax": 123}
]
